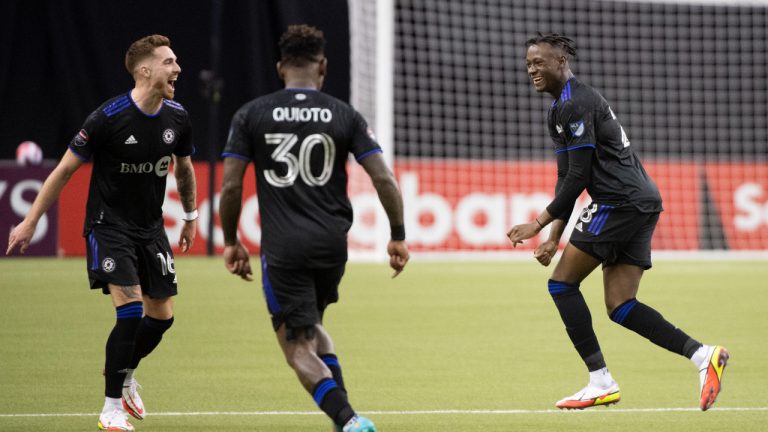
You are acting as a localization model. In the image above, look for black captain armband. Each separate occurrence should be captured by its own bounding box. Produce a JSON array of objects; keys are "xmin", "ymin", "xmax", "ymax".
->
[{"xmin": 390, "ymin": 225, "xmax": 406, "ymax": 241}]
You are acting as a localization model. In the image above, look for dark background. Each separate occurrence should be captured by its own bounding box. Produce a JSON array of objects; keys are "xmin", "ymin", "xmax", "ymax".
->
[
  {"xmin": 0, "ymin": 0, "xmax": 350, "ymax": 161},
  {"xmin": 3, "ymin": 0, "xmax": 765, "ymax": 164}
]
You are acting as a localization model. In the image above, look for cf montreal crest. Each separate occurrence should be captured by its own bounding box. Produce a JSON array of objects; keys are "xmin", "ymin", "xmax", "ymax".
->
[
  {"xmin": 102, "ymin": 257, "xmax": 116, "ymax": 273},
  {"xmin": 162, "ymin": 129, "xmax": 176, "ymax": 144}
]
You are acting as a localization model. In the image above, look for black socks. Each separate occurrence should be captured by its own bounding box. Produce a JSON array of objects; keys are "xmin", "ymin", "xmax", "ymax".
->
[
  {"xmin": 104, "ymin": 302, "xmax": 142, "ymax": 397},
  {"xmin": 610, "ymin": 298, "xmax": 700, "ymax": 357},
  {"xmin": 548, "ymin": 280, "xmax": 606, "ymax": 371},
  {"xmin": 129, "ymin": 316, "xmax": 174, "ymax": 369},
  {"xmin": 312, "ymin": 378, "xmax": 355, "ymax": 427}
]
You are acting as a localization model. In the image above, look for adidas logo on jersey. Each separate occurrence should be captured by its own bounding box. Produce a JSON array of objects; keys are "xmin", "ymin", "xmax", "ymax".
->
[{"xmin": 124, "ymin": 135, "xmax": 138, "ymax": 144}]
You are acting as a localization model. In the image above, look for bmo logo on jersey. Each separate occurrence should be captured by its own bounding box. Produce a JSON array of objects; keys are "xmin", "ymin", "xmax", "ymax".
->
[{"xmin": 119, "ymin": 156, "xmax": 172, "ymax": 177}]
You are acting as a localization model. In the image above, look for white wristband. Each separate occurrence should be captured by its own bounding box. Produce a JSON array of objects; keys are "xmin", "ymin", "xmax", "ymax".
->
[{"xmin": 182, "ymin": 209, "xmax": 199, "ymax": 221}]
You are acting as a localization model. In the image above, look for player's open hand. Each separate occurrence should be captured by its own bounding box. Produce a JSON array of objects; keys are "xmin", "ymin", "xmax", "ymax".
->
[
  {"xmin": 223, "ymin": 242, "xmax": 253, "ymax": 281},
  {"xmin": 6, "ymin": 220, "xmax": 36, "ymax": 255},
  {"xmin": 179, "ymin": 219, "xmax": 197, "ymax": 253},
  {"xmin": 534, "ymin": 239, "xmax": 558, "ymax": 266},
  {"xmin": 506, "ymin": 222, "xmax": 539, "ymax": 247},
  {"xmin": 387, "ymin": 240, "xmax": 409, "ymax": 278}
]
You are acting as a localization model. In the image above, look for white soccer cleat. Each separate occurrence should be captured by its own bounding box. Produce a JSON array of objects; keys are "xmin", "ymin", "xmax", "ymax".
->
[
  {"xmin": 98, "ymin": 408, "xmax": 134, "ymax": 431},
  {"xmin": 556, "ymin": 381, "xmax": 621, "ymax": 409},
  {"xmin": 698, "ymin": 345, "xmax": 729, "ymax": 411},
  {"xmin": 122, "ymin": 378, "xmax": 145, "ymax": 420}
]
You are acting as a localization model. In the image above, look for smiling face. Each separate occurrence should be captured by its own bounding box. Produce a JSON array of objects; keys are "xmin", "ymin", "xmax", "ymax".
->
[
  {"xmin": 140, "ymin": 46, "xmax": 181, "ymax": 100},
  {"xmin": 526, "ymin": 43, "xmax": 569, "ymax": 98}
]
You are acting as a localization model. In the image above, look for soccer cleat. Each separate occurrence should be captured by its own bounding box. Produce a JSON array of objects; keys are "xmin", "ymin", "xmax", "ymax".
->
[
  {"xmin": 698, "ymin": 345, "xmax": 729, "ymax": 411},
  {"xmin": 98, "ymin": 408, "xmax": 134, "ymax": 431},
  {"xmin": 340, "ymin": 415, "xmax": 377, "ymax": 432},
  {"xmin": 122, "ymin": 378, "xmax": 145, "ymax": 420},
  {"xmin": 555, "ymin": 381, "xmax": 621, "ymax": 409}
]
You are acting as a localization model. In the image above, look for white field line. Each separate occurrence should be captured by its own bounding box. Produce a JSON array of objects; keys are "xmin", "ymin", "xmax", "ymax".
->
[{"xmin": 1, "ymin": 407, "xmax": 767, "ymax": 418}]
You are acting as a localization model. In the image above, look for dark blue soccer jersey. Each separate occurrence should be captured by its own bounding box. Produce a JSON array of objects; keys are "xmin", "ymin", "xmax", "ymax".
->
[
  {"xmin": 69, "ymin": 92, "xmax": 193, "ymax": 239},
  {"xmin": 223, "ymin": 88, "xmax": 382, "ymax": 268},
  {"xmin": 546, "ymin": 78, "xmax": 662, "ymax": 217}
]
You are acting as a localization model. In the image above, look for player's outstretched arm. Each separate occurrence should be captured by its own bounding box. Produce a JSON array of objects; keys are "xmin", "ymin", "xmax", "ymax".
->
[
  {"xmin": 174, "ymin": 155, "xmax": 197, "ymax": 252},
  {"xmin": 359, "ymin": 152, "xmax": 410, "ymax": 277},
  {"xmin": 7, "ymin": 149, "xmax": 82, "ymax": 255},
  {"xmin": 219, "ymin": 156, "xmax": 252, "ymax": 281}
]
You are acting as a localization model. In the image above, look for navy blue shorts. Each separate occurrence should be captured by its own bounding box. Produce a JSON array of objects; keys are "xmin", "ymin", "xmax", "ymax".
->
[
  {"xmin": 569, "ymin": 203, "xmax": 660, "ymax": 270},
  {"xmin": 260, "ymin": 257, "xmax": 345, "ymax": 333},
  {"xmin": 85, "ymin": 226, "xmax": 178, "ymax": 298}
]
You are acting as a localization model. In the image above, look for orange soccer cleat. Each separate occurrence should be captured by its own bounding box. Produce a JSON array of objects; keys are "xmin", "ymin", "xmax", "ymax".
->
[{"xmin": 698, "ymin": 345, "xmax": 729, "ymax": 411}]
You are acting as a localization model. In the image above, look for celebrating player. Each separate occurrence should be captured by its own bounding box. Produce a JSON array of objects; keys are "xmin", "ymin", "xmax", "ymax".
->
[
  {"xmin": 507, "ymin": 33, "xmax": 728, "ymax": 411},
  {"xmin": 219, "ymin": 25, "xmax": 409, "ymax": 432},
  {"xmin": 7, "ymin": 35, "xmax": 197, "ymax": 431}
]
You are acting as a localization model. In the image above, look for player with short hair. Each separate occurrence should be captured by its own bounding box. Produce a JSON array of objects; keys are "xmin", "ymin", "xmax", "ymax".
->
[
  {"xmin": 7, "ymin": 34, "xmax": 197, "ymax": 430},
  {"xmin": 507, "ymin": 33, "xmax": 728, "ymax": 411},
  {"xmin": 219, "ymin": 24, "xmax": 409, "ymax": 432}
]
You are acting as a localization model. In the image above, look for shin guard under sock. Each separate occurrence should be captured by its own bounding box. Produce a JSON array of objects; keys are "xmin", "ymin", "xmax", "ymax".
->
[
  {"xmin": 105, "ymin": 302, "xmax": 142, "ymax": 397},
  {"xmin": 129, "ymin": 316, "xmax": 174, "ymax": 369},
  {"xmin": 549, "ymin": 280, "xmax": 606, "ymax": 371},
  {"xmin": 610, "ymin": 298, "xmax": 700, "ymax": 357}
]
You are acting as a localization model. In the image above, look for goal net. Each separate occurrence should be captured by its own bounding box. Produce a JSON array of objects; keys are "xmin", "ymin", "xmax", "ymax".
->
[{"xmin": 349, "ymin": 0, "xmax": 768, "ymax": 258}]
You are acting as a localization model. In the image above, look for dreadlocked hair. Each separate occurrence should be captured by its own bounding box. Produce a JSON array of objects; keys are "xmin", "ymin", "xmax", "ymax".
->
[
  {"xmin": 278, "ymin": 24, "xmax": 326, "ymax": 67},
  {"xmin": 525, "ymin": 33, "xmax": 577, "ymax": 59}
]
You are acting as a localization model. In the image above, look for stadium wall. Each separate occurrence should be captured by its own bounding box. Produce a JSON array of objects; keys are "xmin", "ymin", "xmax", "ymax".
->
[
  {"xmin": 0, "ymin": 0, "xmax": 351, "ymax": 162},
  {"xmin": 1, "ymin": 161, "xmax": 766, "ymax": 258},
  {"xmin": 2, "ymin": 0, "xmax": 766, "ymax": 258}
]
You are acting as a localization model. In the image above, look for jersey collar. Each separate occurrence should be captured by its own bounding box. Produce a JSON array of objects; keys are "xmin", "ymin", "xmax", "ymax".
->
[
  {"xmin": 551, "ymin": 77, "xmax": 575, "ymax": 108},
  {"xmin": 128, "ymin": 91, "xmax": 164, "ymax": 117}
]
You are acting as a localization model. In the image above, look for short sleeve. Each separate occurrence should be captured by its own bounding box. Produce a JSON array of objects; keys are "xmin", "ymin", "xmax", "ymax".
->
[
  {"xmin": 559, "ymin": 100, "xmax": 596, "ymax": 151},
  {"xmin": 173, "ymin": 113, "xmax": 194, "ymax": 157},
  {"xmin": 68, "ymin": 109, "xmax": 105, "ymax": 160},
  {"xmin": 222, "ymin": 106, "xmax": 253, "ymax": 161},
  {"xmin": 350, "ymin": 110, "xmax": 382, "ymax": 162}
]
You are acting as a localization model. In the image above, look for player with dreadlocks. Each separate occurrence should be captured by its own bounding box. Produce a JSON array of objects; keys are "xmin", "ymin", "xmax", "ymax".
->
[{"xmin": 507, "ymin": 33, "xmax": 729, "ymax": 411}]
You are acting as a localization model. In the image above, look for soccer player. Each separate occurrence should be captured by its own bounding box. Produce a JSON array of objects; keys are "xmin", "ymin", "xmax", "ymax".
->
[
  {"xmin": 507, "ymin": 33, "xmax": 728, "ymax": 411},
  {"xmin": 6, "ymin": 35, "xmax": 197, "ymax": 430},
  {"xmin": 219, "ymin": 25, "xmax": 409, "ymax": 432}
]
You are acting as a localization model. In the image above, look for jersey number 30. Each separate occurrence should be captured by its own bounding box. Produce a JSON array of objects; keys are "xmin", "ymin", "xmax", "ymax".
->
[{"xmin": 264, "ymin": 133, "xmax": 336, "ymax": 187}]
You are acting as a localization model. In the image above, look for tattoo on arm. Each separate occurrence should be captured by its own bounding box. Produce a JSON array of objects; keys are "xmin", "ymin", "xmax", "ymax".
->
[{"xmin": 175, "ymin": 158, "xmax": 197, "ymax": 212}]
